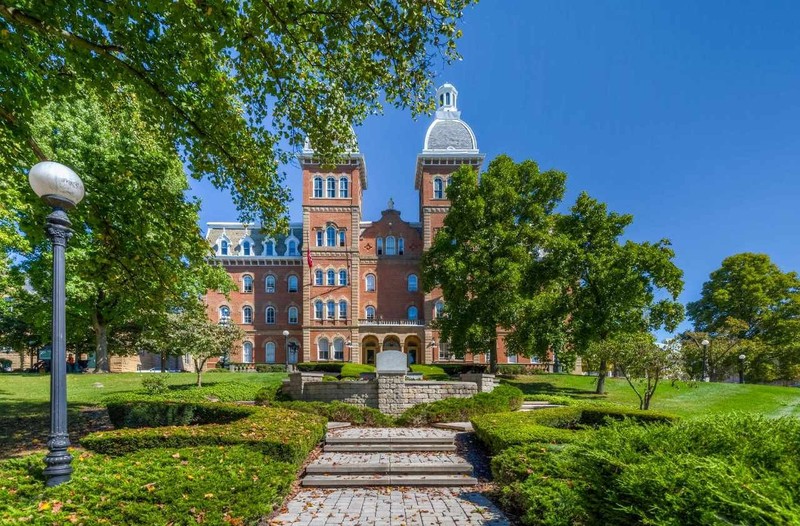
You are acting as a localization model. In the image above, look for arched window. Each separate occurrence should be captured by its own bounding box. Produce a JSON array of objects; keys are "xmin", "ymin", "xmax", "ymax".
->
[
  {"xmin": 326, "ymin": 269, "xmax": 335, "ymax": 286},
  {"xmin": 242, "ymin": 240, "xmax": 251, "ymax": 256},
  {"xmin": 287, "ymin": 240, "xmax": 298, "ymax": 256},
  {"xmin": 398, "ymin": 238, "xmax": 405, "ymax": 255},
  {"xmin": 338, "ymin": 269, "xmax": 348, "ymax": 286},
  {"xmin": 445, "ymin": 92, "xmax": 451, "ymax": 105},
  {"xmin": 318, "ymin": 338, "xmax": 330, "ymax": 360},
  {"xmin": 313, "ymin": 177, "xmax": 323, "ymax": 198},
  {"xmin": 407, "ymin": 274, "xmax": 418, "ymax": 292},
  {"xmin": 243, "ymin": 342, "xmax": 254, "ymax": 363},
  {"xmin": 434, "ymin": 178, "xmax": 444, "ymax": 199},
  {"xmin": 288, "ymin": 275, "xmax": 298, "ymax": 292},
  {"xmin": 326, "ymin": 177, "xmax": 336, "ymax": 198},
  {"xmin": 220, "ymin": 240, "xmax": 229, "ymax": 255},
  {"xmin": 376, "ymin": 237, "xmax": 383, "ymax": 255},
  {"xmin": 333, "ymin": 338, "xmax": 345, "ymax": 360},
  {"xmin": 447, "ymin": 176, "xmax": 453, "ymax": 187},
  {"xmin": 265, "ymin": 240, "xmax": 275, "ymax": 256},
  {"xmin": 288, "ymin": 306, "xmax": 299, "ymax": 324},
  {"xmin": 314, "ymin": 300, "xmax": 323, "ymax": 319},
  {"xmin": 365, "ymin": 306, "xmax": 376, "ymax": 321},
  {"xmin": 435, "ymin": 301, "xmax": 444, "ymax": 319},
  {"xmin": 439, "ymin": 94, "xmax": 444, "ymax": 106},
  {"xmin": 326, "ymin": 226, "xmax": 336, "ymax": 247},
  {"xmin": 339, "ymin": 177, "xmax": 349, "ymax": 198},
  {"xmin": 265, "ymin": 306, "xmax": 276, "ymax": 324},
  {"xmin": 314, "ymin": 269, "xmax": 323, "ymax": 286},
  {"xmin": 407, "ymin": 306, "xmax": 418, "ymax": 321},
  {"xmin": 338, "ymin": 300, "xmax": 347, "ymax": 320},
  {"xmin": 386, "ymin": 236, "xmax": 396, "ymax": 255},
  {"xmin": 326, "ymin": 300, "xmax": 335, "ymax": 319},
  {"xmin": 365, "ymin": 274, "xmax": 376, "ymax": 292},
  {"xmin": 242, "ymin": 306, "xmax": 253, "ymax": 324},
  {"xmin": 219, "ymin": 305, "xmax": 230, "ymax": 321},
  {"xmin": 315, "ymin": 231, "xmax": 323, "ymax": 247},
  {"xmin": 242, "ymin": 275, "xmax": 253, "ymax": 293},
  {"xmin": 265, "ymin": 275, "xmax": 276, "ymax": 293},
  {"xmin": 338, "ymin": 230, "xmax": 346, "ymax": 247},
  {"xmin": 265, "ymin": 342, "xmax": 276, "ymax": 363}
]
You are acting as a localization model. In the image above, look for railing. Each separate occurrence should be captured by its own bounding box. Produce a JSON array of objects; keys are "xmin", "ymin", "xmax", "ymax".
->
[{"xmin": 358, "ymin": 319, "xmax": 425, "ymax": 327}]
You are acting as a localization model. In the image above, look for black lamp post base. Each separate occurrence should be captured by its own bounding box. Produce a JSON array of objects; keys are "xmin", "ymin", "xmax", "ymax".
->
[{"xmin": 43, "ymin": 438, "xmax": 73, "ymax": 487}]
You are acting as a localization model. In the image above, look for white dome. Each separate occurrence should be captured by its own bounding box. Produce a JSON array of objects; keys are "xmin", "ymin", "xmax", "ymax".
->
[{"xmin": 422, "ymin": 84, "xmax": 478, "ymax": 152}]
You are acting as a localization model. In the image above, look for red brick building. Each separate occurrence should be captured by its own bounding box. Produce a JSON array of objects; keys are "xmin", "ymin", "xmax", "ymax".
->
[{"xmin": 204, "ymin": 84, "xmax": 547, "ymax": 368}]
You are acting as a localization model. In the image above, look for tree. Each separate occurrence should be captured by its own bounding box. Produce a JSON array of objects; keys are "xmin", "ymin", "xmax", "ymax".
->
[
  {"xmin": 1, "ymin": 0, "xmax": 476, "ymax": 230},
  {"xmin": 687, "ymin": 253, "xmax": 800, "ymax": 383},
  {"xmin": 680, "ymin": 319, "xmax": 748, "ymax": 381},
  {"xmin": 0, "ymin": 286, "xmax": 46, "ymax": 369},
  {"xmin": 553, "ymin": 193, "xmax": 684, "ymax": 394},
  {"xmin": 422, "ymin": 155, "xmax": 567, "ymax": 371},
  {"xmin": 11, "ymin": 90, "xmax": 233, "ymax": 372},
  {"xmin": 166, "ymin": 312, "xmax": 243, "ymax": 387}
]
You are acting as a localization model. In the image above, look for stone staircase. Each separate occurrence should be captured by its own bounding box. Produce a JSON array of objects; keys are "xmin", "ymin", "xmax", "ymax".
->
[
  {"xmin": 301, "ymin": 427, "xmax": 478, "ymax": 487},
  {"xmin": 519, "ymin": 400, "xmax": 563, "ymax": 411}
]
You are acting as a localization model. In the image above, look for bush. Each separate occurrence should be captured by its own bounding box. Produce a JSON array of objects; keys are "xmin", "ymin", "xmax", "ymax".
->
[
  {"xmin": 105, "ymin": 379, "xmax": 280, "ymax": 404},
  {"xmin": 502, "ymin": 414, "xmax": 800, "ymax": 525},
  {"xmin": 409, "ymin": 364, "xmax": 449, "ymax": 380},
  {"xmin": 140, "ymin": 374, "xmax": 169, "ymax": 395},
  {"xmin": 437, "ymin": 363, "xmax": 489, "ymax": 375},
  {"xmin": 396, "ymin": 384, "xmax": 523, "ymax": 426},
  {"xmin": 340, "ymin": 363, "xmax": 375, "ymax": 378},
  {"xmin": 296, "ymin": 362, "xmax": 344, "ymax": 373},
  {"xmin": 253, "ymin": 383, "xmax": 291, "ymax": 405},
  {"xmin": 83, "ymin": 402, "xmax": 325, "ymax": 464},
  {"xmin": 267, "ymin": 400, "xmax": 397, "ymax": 427},
  {"xmin": 256, "ymin": 364, "xmax": 286, "ymax": 373},
  {"xmin": 105, "ymin": 400, "xmax": 253, "ymax": 428}
]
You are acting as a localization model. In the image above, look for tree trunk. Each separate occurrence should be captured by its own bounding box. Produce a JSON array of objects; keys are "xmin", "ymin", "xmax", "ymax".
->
[
  {"xmin": 490, "ymin": 332, "xmax": 498, "ymax": 374},
  {"xmin": 160, "ymin": 350, "xmax": 167, "ymax": 373},
  {"xmin": 92, "ymin": 311, "xmax": 109, "ymax": 373},
  {"xmin": 595, "ymin": 359, "xmax": 608, "ymax": 394},
  {"xmin": 195, "ymin": 359, "xmax": 203, "ymax": 387}
]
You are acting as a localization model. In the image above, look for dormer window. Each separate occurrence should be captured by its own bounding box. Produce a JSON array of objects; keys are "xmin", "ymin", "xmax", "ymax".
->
[
  {"xmin": 242, "ymin": 240, "xmax": 251, "ymax": 256},
  {"xmin": 220, "ymin": 240, "xmax": 229, "ymax": 255},
  {"xmin": 265, "ymin": 240, "xmax": 275, "ymax": 256},
  {"xmin": 287, "ymin": 240, "xmax": 298, "ymax": 256}
]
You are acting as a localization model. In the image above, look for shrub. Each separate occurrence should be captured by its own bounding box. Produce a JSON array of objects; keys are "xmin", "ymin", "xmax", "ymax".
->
[
  {"xmin": 83, "ymin": 402, "xmax": 325, "ymax": 463},
  {"xmin": 396, "ymin": 384, "xmax": 523, "ymax": 426},
  {"xmin": 256, "ymin": 364, "xmax": 287, "ymax": 373},
  {"xmin": 409, "ymin": 364, "xmax": 449, "ymax": 380},
  {"xmin": 140, "ymin": 374, "xmax": 169, "ymax": 395},
  {"xmin": 495, "ymin": 364, "xmax": 549, "ymax": 376},
  {"xmin": 296, "ymin": 362, "xmax": 344, "ymax": 373},
  {"xmin": 340, "ymin": 363, "xmax": 375, "ymax": 378},
  {"xmin": 437, "ymin": 363, "xmax": 489, "ymax": 375},
  {"xmin": 267, "ymin": 400, "xmax": 397, "ymax": 427},
  {"xmin": 253, "ymin": 383, "xmax": 291, "ymax": 405},
  {"xmin": 105, "ymin": 379, "xmax": 280, "ymax": 404},
  {"xmin": 503, "ymin": 414, "xmax": 800, "ymax": 525}
]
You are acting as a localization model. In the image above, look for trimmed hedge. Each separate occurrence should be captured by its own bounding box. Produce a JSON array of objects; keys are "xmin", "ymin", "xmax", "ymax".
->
[
  {"xmin": 472, "ymin": 404, "xmax": 676, "ymax": 454},
  {"xmin": 82, "ymin": 402, "xmax": 325, "ymax": 464},
  {"xmin": 340, "ymin": 363, "xmax": 375, "ymax": 378},
  {"xmin": 106, "ymin": 400, "xmax": 253, "ymax": 428},
  {"xmin": 296, "ymin": 362, "xmax": 344, "ymax": 373},
  {"xmin": 396, "ymin": 384, "xmax": 523, "ymax": 426},
  {"xmin": 409, "ymin": 364, "xmax": 449, "ymax": 380},
  {"xmin": 104, "ymin": 379, "xmax": 284, "ymax": 404},
  {"xmin": 266, "ymin": 400, "xmax": 397, "ymax": 427},
  {"xmin": 437, "ymin": 363, "xmax": 489, "ymax": 375}
]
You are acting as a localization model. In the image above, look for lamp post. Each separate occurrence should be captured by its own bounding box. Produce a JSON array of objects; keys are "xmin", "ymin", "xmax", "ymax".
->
[
  {"xmin": 701, "ymin": 339, "xmax": 710, "ymax": 382},
  {"xmin": 29, "ymin": 161, "xmax": 85, "ymax": 487},
  {"xmin": 738, "ymin": 354, "xmax": 746, "ymax": 384},
  {"xmin": 282, "ymin": 330, "xmax": 290, "ymax": 371}
]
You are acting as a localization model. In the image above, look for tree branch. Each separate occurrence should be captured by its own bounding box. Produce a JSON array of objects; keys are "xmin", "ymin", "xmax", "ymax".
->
[{"xmin": 0, "ymin": 105, "xmax": 48, "ymax": 161}]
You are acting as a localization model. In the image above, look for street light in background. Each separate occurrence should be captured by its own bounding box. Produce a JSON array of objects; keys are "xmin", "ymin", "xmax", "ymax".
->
[
  {"xmin": 282, "ymin": 330, "xmax": 290, "ymax": 372},
  {"xmin": 738, "ymin": 354, "xmax": 746, "ymax": 384},
  {"xmin": 29, "ymin": 161, "xmax": 85, "ymax": 487},
  {"xmin": 701, "ymin": 339, "xmax": 710, "ymax": 382}
]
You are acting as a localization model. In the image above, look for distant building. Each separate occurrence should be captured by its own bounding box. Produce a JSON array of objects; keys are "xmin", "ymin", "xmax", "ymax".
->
[{"xmin": 204, "ymin": 84, "xmax": 550, "ymax": 368}]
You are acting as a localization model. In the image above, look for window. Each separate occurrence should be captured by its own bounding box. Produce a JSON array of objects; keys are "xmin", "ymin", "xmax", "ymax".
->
[
  {"xmin": 243, "ymin": 342, "xmax": 254, "ymax": 363},
  {"xmin": 288, "ymin": 306, "xmax": 299, "ymax": 324},
  {"xmin": 333, "ymin": 338, "xmax": 344, "ymax": 360},
  {"xmin": 326, "ymin": 269, "xmax": 335, "ymax": 286},
  {"xmin": 434, "ymin": 177, "xmax": 444, "ymax": 199},
  {"xmin": 507, "ymin": 353, "xmax": 518, "ymax": 364},
  {"xmin": 326, "ymin": 177, "xmax": 336, "ymax": 198},
  {"xmin": 435, "ymin": 301, "xmax": 444, "ymax": 319},
  {"xmin": 447, "ymin": 176, "xmax": 452, "ymax": 188},
  {"xmin": 376, "ymin": 237, "xmax": 383, "ymax": 255},
  {"xmin": 219, "ymin": 305, "xmax": 230, "ymax": 322},
  {"xmin": 326, "ymin": 300, "xmax": 335, "ymax": 319},
  {"xmin": 265, "ymin": 240, "xmax": 275, "ymax": 256},
  {"xmin": 266, "ymin": 306, "xmax": 276, "ymax": 324},
  {"xmin": 339, "ymin": 177, "xmax": 349, "ymax": 198},
  {"xmin": 314, "ymin": 269, "xmax": 323, "ymax": 286},
  {"xmin": 338, "ymin": 230, "xmax": 346, "ymax": 247},
  {"xmin": 220, "ymin": 240, "xmax": 229, "ymax": 255},
  {"xmin": 386, "ymin": 236, "xmax": 396, "ymax": 255},
  {"xmin": 338, "ymin": 269, "xmax": 347, "ymax": 286},
  {"xmin": 313, "ymin": 177, "xmax": 323, "ymax": 198},
  {"xmin": 407, "ymin": 274, "xmax": 418, "ymax": 292},
  {"xmin": 287, "ymin": 240, "xmax": 298, "ymax": 256},
  {"xmin": 288, "ymin": 275, "xmax": 298, "ymax": 292},
  {"xmin": 407, "ymin": 306, "xmax": 418, "ymax": 321},
  {"xmin": 338, "ymin": 300, "xmax": 347, "ymax": 320},
  {"xmin": 326, "ymin": 227, "xmax": 336, "ymax": 247},
  {"xmin": 314, "ymin": 300, "xmax": 323, "ymax": 319},
  {"xmin": 398, "ymin": 238, "xmax": 404, "ymax": 255},
  {"xmin": 365, "ymin": 306, "xmax": 376, "ymax": 321},
  {"xmin": 365, "ymin": 274, "xmax": 376, "ymax": 292},
  {"xmin": 243, "ymin": 275, "xmax": 253, "ymax": 293},
  {"xmin": 318, "ymin": 338, "xmax": 330, "ymax": 360},
  {"xmin": 265, "ymin": 342, "xmax": 276, "ymax": 363},
  {"xmin": 438, "ymin": 342, "xmax": 451, "ymax": 361},
  {"xmin": 265, "ymin": 275, "xmax": 276, "ymax": 293},
  {"xmin": 242, "ymin": 241, "xmax": 251, "ymax": 256},
  {"xmin": 445, "ymin": 92, "xmax": 451, "ymax": 105},
  {"xmin": 243, "ymin": 306, "xmax": 253, "ymax": 324},
  {"xmin": 316, "ymin": 231, "xmax": 323, "ymax": 247}
]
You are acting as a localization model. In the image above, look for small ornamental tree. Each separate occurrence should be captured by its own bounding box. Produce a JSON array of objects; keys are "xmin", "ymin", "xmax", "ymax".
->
[{"xmin": 166, "ymin": 312, "xmax": 244, "ymax": 387}]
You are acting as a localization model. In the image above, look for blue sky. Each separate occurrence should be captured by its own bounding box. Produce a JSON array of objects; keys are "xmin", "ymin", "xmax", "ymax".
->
[{"xmin": 192, "ymin": 0, "xmax": 800, "ymax": 332}]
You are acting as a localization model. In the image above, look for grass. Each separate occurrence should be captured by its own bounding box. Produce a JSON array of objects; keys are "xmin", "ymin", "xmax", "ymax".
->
[
  {"xmin": 340, "ymin": 363, "xmax": 375, "ymax": 378},
  {"xmin": 410, "ymin": 364, "xmax": 448, "ymax": 380},
  {"xmin": 504, "ymin": 374, "xmax": 800, "ymax": 418}
]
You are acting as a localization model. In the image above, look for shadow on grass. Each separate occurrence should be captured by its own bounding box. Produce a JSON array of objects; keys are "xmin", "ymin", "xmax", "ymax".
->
[{"xmin": 504, "ymin": 380, "xmax": 607, "ymax": 400}]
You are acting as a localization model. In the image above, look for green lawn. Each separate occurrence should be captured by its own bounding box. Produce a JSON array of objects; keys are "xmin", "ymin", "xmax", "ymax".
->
[
  {"xmin": 0, "ymin": 371, "xmax": 286, "ymax": 457},
  {"xmin": 504, "ymin": 374, "xmax": 800, "ymax": 418}
]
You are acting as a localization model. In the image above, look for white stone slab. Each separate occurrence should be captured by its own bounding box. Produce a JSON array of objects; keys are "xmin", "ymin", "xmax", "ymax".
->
[{"xmin": 375, "ymin": 350, "xmax": 407, "ymax": 373}]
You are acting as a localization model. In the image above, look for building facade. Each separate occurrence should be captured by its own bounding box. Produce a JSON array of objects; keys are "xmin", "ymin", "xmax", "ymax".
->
[{"xmin": 204, "ymin": 84, "xmax": 545, "ymax": 368}]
